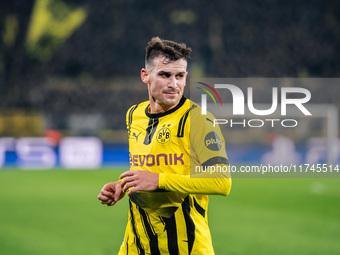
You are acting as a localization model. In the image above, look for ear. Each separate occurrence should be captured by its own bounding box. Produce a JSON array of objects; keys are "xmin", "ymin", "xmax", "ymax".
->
[{"xmin": 141, "ymin": 68, "xmax": 149, "ymax": 84}]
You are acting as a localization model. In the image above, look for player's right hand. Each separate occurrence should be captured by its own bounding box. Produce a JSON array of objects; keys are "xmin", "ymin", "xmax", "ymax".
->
[{"xmin": 98, "ymin": 181, "xmax": 125, "ymax": 206}]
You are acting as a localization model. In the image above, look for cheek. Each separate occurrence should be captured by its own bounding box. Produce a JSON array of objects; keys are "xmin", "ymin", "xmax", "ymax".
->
[
  {"xmin": 149, "ymin": 80, "xmax": 163, "ymax": 95},
  {"xmin": 178, "ymin": 80, "xmax": 186, "ymax": 89},
  {"xmin": 153, "ymin": 79, "xmax": 165, "ymax": 90}
]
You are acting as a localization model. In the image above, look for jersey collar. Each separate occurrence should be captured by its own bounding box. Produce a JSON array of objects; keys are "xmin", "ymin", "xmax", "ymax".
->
[{"xmin": 145, "ymin": 96, "xmax": 187, "ymax": 119}]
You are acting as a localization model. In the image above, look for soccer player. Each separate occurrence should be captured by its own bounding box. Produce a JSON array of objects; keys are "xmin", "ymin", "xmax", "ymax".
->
[{"xmin": 98, "ymin": 37, "xmax": 231, "ymax": 254}]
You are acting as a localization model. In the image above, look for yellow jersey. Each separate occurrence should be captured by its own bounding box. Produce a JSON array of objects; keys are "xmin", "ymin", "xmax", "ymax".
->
[{"xmin": 118, "ymin": 97, "xmax": 231, "ymax": 255}]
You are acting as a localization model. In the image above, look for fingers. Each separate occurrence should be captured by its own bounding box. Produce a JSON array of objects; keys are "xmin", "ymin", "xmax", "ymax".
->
[
  {"xmin": 108, "ymin": 200, "xmax": 116, "ymax": 206},
  {"xmin": 127, "ymin": 186, "xmax": 139, "ymax": 196},
  {"xmin": 105, "ymin": 199, "xmax": 116, "ymax": 206},
  {"xmin": 120, "ymin": 173, "xmax": 139, "ymax": 193},
  {"xmin": 98, "ymin": 186, "xmax": 114, "ymax": 200},
  {"xmin": 120, "ymin": 170, "xmax": 158, "ymax": 194},
  {"xmin": 122, "ymin": 180, "xmax": 138, "ymax": 193},
  {"xmin": 119, "ymin": 170, "xmax": 137, "ymax": 180},
  {"xmin": 98, "ymin": 193, "xmax": 116, "ymax": 206},
  {"xmin": 101, "ymin": 198, "xmax": 112, "ymax": 205},
  {"xmin": 120, "ymin": 175, "xmax": 136, "ymax": 188},
  {"xmin": 113, "ymin": 183, "xmax": 122, "ymax": 202},
  {"xmin": 98, "ymin": 171, "xmax": 146, "ymax": 207},
  {"xmin": 98, "ymin": 183, "xmax": 115, "ymax": 204},
  {"xmin": 98, "ymin": 193, "xmax": 112, "ymax": 203},
  {"xmin": 100, "ymin": 189, "xmax": 114, "ymax": 197},
  {"xmin": 98, "ymin": 181, "xmax": 126, "ymax": 206}
]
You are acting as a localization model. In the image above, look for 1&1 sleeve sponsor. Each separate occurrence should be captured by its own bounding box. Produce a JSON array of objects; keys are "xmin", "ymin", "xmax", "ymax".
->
[{"xmin": 190, "ymin": 107, "xmax": 229, "ymax": 167}]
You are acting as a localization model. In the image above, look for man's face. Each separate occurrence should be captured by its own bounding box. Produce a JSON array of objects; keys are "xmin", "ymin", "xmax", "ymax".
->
[{"xmin": 141, "ymin": 55, "xmax": 188, "ymax": 113}]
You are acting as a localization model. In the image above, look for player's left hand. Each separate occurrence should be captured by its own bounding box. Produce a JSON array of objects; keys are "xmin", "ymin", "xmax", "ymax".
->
[{"xmin": 120, "ymin": 170, "xmax": 159, "ymax": 196}]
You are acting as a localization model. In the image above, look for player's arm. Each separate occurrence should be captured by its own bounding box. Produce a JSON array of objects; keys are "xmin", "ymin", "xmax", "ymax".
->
[
  {"xmin": 172, "ymin": 107, "xmax": 231, "ymax": 196},
  {"xmin": 158, "ymin": 164, "xmax": 231, "ymax": 196},
  {"xmin": 119, "ymin": 164, "xmax": 231, "ymax": 196}
]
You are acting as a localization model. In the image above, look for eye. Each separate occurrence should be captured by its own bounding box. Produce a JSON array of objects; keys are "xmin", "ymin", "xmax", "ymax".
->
[
  {"xmin": 160, "ymin": 73, "xmax": 170, "ymax": 78},
  {"xmin": 176, "ymin": 73, "xmax": 185, "ymax": 78}
]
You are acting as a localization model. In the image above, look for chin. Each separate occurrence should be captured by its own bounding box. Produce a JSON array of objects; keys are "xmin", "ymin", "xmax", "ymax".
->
[{"xmin": 163, "ymin": 95, "xmax": 180, "ymax": 104}]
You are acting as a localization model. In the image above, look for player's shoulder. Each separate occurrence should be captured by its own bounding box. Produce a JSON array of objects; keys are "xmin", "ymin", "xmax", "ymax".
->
[
  {"xmin": 126, "ymin": 101, "xmax": 149, "ymax": 116},
  {"xmin": 186, "ymin": 99, "xmax": 216, "ymax": 123}
]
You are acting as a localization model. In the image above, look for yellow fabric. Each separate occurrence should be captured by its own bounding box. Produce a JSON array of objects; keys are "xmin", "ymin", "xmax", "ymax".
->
[
  {"xmin": 158, "ymin": 165, "xmax": 231, "ymax": 196},
  {"xmin": 118, "ymin": 97, "xmax": 231, "ymax": 254}
]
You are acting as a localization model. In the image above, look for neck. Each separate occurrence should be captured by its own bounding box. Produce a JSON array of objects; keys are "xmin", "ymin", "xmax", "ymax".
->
[{"xmin": 148, "ymin": 100, "xmax": 176, "ymax": 114}]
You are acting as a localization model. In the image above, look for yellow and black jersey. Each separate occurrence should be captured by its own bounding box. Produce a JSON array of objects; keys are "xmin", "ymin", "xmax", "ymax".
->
[{"xmin": 118, "ymin": 97, "xmax": 231, "ymax": 255}]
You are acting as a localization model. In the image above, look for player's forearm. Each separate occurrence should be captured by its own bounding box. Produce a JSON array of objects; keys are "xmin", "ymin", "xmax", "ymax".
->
[{"xmin": 158, "ymin": 165, "xmax": 231, "ymax": 196}]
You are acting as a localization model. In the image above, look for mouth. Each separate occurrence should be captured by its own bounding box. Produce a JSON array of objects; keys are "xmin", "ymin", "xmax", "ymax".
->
[{"xmin": 163, "ymin": 91, "xmax": 178, "ymax": 95}]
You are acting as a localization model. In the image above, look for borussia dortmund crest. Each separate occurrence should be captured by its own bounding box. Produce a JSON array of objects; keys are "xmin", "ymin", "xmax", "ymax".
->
[{"xmin": 157, "ymin": 125, "xmax": 171, "ymax": 144}]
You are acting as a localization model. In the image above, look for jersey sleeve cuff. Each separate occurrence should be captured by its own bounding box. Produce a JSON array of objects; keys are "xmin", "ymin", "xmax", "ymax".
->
[
  {"xmin": 202, "ymin": 156, "xmax": 229, "ymax": 167},
  {"xmin": 158, "ymin": 173, "xmax": 167, "ymax": 189}
]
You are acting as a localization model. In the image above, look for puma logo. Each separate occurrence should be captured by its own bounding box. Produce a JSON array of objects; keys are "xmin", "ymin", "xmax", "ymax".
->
[{"xmin": 133, "ymin": 132, "xmax": 141, "ymax": 142}]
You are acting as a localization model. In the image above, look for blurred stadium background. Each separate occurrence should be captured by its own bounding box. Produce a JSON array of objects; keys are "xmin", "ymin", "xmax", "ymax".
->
[{"xmin": 1, "ymin": 0, "xmax": 340, "ymax": 254}]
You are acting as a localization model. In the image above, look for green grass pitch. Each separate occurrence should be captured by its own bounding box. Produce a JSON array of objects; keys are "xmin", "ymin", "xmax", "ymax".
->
[{"xmin": 0, "ymin": 169, "xmax": 340, "ymax": 254}]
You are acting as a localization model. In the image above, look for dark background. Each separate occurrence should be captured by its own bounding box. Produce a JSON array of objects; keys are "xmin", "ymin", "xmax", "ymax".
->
[{"xmin": 1, "ymin": 0, "xmax": 339, "ymax": 134}]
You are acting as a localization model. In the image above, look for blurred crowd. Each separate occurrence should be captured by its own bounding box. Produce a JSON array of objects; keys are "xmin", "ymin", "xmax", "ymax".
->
[{"xmin": 0, "ymin": 0, "xmax": 339, "ymax": 134}]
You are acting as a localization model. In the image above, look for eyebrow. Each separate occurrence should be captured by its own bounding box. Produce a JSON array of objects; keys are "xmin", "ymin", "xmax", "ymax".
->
[{"xmin": 158, "ymin": 70, "xmax": 186, "ymax": 75}]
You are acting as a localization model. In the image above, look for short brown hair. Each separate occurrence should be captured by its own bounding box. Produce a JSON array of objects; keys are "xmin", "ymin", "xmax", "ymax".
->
[{"xmin": 145, "ymin": 37, "xmax": 192, "ymax": 68}]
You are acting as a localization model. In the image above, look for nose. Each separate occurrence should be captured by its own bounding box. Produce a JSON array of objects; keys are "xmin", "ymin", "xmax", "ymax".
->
[{"xmin": 168, "ymin": 76, "xmax": 178, "ymax": 89}]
